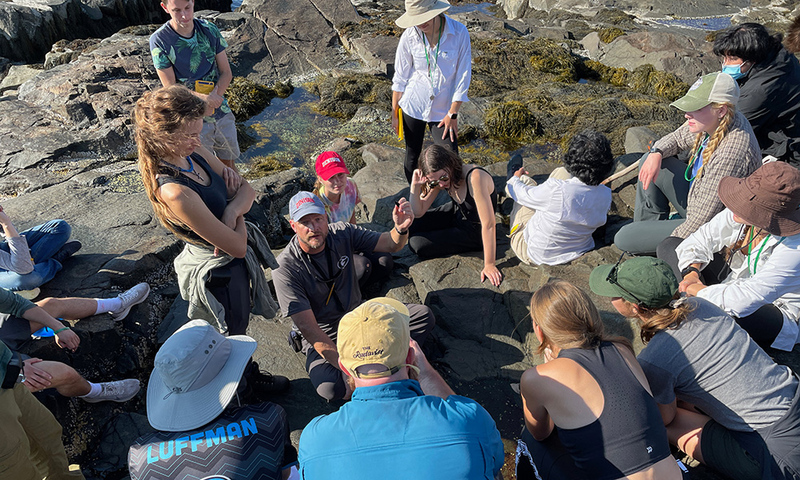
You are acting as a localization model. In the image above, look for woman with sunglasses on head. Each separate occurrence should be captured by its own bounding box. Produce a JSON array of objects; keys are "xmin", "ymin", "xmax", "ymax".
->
[
  {"xmin": 591, "ymin": 256, "xmax": 800, "ymax": 480},
  {"xmin": 313, "ymin": 151, "xmax": 394, "ymax": 287},
  {"xmin": 391, "ymin": 0, "xmax": 471, "ymax": 184},
  {"xmin": 671, "ymin": 162, "xmax": 800, "ymax": 351},
  {"xmin": 517, "ymin": 279, "xmax": 681, "ymax": 480},
  {"xmin": 408, "ymin": 145, "xmax": 500, "ymax": 286},
  {"xmin": 614, "ymin": 72, "xmax": 761, "ymax": 257}
]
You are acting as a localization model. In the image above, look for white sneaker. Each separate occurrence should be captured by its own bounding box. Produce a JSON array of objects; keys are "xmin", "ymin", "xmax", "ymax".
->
[
  {"xmin": 82, "ymin": 379, "xmax": 140, "ymax": 403},
  {"xmin": 16, "ymin": 288, "xmax": 40, "ymax": 300},
  {"xmin": 109, "ymin": 283, "xmax": 151, "ymax": 322}
]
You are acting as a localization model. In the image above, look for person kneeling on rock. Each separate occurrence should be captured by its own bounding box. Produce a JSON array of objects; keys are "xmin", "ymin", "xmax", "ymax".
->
[
  {"xmin": 129, "ymin": 320, "xmax": 298, "ymax": 480},
  {"xmin": 505, "ymin": 129, "xmax": 614, "ymax": 266},
  {"xmin": 273, "ymin": 192, "xmax": 435, "ymax": 402}
]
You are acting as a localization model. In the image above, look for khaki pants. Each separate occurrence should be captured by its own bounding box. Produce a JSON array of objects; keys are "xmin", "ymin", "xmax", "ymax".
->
[
  {"xmin": 507, "ymin": 167, "xmax": 572, "ymax": 264},
  {"xmin": 0, "ymin": 383, "xmax": 84, "ymax": 480}
]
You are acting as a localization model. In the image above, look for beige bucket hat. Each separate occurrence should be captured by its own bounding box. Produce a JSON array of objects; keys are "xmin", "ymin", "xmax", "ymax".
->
[{"xmin": 395, "ymin": 0, "xmax": 451, "ymax": 29}]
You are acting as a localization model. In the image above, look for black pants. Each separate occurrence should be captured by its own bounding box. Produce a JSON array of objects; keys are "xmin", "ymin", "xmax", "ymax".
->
[
  {"xmin": 658, "ymin": 236, "xmax": 784, "ymax": 346},
  {"xmin": 408, "ymin": 201, "xmax": 482, "ymax": 259},
  {"xmin": 305, "ymin": 303, "xmax": 435, "ymax": 401},
  {"xmin": 206, "ymin": 257, "xmax": 250, "ymax": 336},
  {"xmin": 517, "ymin": 428, "xmax": 584, "ymax": 480},
  {"xmin": 403, "ymin": 114, "xmax": 458, "ymax": 183},
  {"xmin": 353, "ymin": 250, "xmax": 394, "ymax": 289}
]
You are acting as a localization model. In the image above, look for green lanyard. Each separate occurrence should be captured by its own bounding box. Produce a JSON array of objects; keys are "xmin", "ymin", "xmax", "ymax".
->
[
  {"xmin": 684, "ymin": 133, "xmax": 709, "ymax": 182},
  {"xmin": 747, "ymin": 230, "xmax": 785, "ymax": 275},
  {"xmin": 421, "ymin": 18, "xmax": 444, "ymax": 99}
]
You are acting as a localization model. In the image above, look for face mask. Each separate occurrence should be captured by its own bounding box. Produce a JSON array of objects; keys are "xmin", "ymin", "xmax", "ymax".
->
[{"xmin": 722, "ymin": 63, "xmax": 748, "ymax": 80}]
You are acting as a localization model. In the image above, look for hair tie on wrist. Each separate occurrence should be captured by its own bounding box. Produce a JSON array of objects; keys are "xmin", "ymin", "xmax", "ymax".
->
[{"xmin": 53, "ymin": 326, "xmax": 70, "ymax": 334}]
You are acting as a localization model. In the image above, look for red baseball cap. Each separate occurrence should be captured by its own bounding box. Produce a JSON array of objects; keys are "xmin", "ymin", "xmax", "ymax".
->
[{"xmin": 315, "ymin": 151, "xmax": 350, "ymax": 181}]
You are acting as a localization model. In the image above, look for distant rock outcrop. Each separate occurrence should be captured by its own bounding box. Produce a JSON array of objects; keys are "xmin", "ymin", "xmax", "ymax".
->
[{"xmin": 0, "ymin": 0, "xmax": 232, "ymax": 63}]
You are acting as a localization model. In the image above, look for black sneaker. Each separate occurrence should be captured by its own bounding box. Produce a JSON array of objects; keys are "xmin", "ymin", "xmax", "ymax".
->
[
  {"xmin": 52, "ymin": 241, "xmax": 82, "ymax": 264},
  {"xmin": 248, "ymin": 365, "xmax": 290, "ymax": 394},
  {"xmin": 507, "ymin": 154, "xmax": 523, "ymax": 180}
]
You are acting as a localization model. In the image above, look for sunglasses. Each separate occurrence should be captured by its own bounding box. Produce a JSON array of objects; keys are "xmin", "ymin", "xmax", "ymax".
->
[
  {"xmin": 606, "ymin": 251, "xmax": 645, "ymax": 305},
  {"xmin": 426, "ymin": 174, "xmax": 450, "ymax": 189}
]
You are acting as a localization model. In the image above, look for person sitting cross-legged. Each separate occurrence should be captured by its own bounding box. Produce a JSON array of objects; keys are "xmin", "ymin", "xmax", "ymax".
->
[{"xmin": 505, "ymin": 129, "xmax": 614, "ymax": 266}]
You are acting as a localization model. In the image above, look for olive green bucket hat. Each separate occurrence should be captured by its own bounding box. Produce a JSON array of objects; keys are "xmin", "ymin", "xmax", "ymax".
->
[{"xmin": 590, "ymin": 256, "xmax": 679, "ymax": 308}]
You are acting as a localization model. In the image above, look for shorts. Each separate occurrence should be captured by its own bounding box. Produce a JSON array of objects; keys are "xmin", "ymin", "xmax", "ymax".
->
[
  {"xmin": 0, "ymin": 313, "xmax": 31, "ymax": 351},
  {"xmin": 700, "ymin": 419, "xmax": 762, "ymax": 480},
  {"xmin": 702, "ymin": 378, "xmax": 800, "ymax": 479},
  {"xmin": 201, "ymin": 111, "xmax": 240, "ymax": 161}
]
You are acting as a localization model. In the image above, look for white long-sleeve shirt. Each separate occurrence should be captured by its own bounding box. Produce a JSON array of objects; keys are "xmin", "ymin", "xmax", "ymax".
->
[
  {"xmin": 392, "ymin": 15, "xmax": 471, "ymax": 122},
  {"xmin": 506, "ymin": 176, "xmax": 611, "ymax": 265},
  {"xmin": 676, "ymin": 208, "xmax": 800, "ymax": 350},
  {"xmin": 0, "ymin": 235, "xmax": 34, "ymax": 274}
]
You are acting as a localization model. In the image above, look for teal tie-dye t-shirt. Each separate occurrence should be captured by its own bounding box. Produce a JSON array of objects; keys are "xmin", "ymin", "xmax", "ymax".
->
[{"xmin": 149, "ymin": 18, "xmax": 231, "ymax": 120}]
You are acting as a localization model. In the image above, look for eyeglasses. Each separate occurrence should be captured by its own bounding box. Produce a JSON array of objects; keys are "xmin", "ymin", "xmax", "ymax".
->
[
  {"xmin": 426, "ymin": 174, "xmax": 450, "ymax": 189},
  {"xmin": 606, "ymin": 251, "xmax": 644, "ymax": 305}
]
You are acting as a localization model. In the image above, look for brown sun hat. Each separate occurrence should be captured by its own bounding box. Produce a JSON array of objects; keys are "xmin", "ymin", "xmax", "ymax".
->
[{"xmin": 718, "ymin": 162, "xmax": 800, "ymax": 236}]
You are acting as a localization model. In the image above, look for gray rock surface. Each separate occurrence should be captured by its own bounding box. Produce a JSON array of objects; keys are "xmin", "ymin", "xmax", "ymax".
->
[
  {"xmin": 4, "ymin": 2, "xmax": 799, "ymax": 479},
  {"xmin": 582, "ymin": 30, "xmax": 719, "ymax": 84},
  {"xmin": 497, "ymin": 0, "xmax": 749, "ymax": 19},
  {"xmin": 235, "ymin": 0, "xmax": 362, "ymax": 84},
  {"xmin": 0, "ymin": 0, "xmax": 232, "ymax": 63}
]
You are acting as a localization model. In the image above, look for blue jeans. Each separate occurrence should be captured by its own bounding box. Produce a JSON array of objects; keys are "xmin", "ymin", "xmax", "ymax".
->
[{"xmin": 0, "ymin": 219, "xmax": 71, "ymax": 290}]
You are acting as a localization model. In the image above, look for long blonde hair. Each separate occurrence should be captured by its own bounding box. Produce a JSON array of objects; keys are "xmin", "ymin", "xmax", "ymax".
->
[
  {"xmin": 133, "ymin": 84, "xmax": 207, "ymax": 244},
  {"xmin": 691, "ymin": 102, "xmax": 735, "ymax": 179},
  {"xmin": 530, "ymin": 280, "xmax": 631, "ymax": 354}
]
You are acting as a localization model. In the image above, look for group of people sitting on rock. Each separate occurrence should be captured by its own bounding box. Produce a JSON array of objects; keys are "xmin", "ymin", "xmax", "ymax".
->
[{"xmin": 5, "ymin": 0, "xmax": 800, "ymax": 477}]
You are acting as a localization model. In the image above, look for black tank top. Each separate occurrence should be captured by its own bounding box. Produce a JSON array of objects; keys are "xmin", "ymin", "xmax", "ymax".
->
[
  {"xmin": 556, "ymin": 342, "xmax": 671, "ymax": 479},
  {"xmin": 156, "ymin": 152, "xmax": 227, "ymax": 245},
  {"xmin": 453, "ymin": 166, "xmax": 498, "ymax": 225}
]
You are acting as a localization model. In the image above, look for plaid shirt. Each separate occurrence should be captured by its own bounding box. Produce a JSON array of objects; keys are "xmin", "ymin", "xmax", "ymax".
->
[{"xmin": 652, "ymin": 111, "xmax": 761, "ymax": 238}]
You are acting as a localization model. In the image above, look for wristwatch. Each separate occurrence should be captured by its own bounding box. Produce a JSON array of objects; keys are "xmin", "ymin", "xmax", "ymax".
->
[
  {"xmin": 447, "ymin": 112, "xmax": 458, "ymax": 119},
  {"xmin": 649, "ymin": 146, "xmax": 664, "ymax": 156},
  {"xmin": 395, "ymin": 226, "xmax": 409, "ymax": 235},
  {"xmin": 680, "ymin": 266, "xmax": 701, "ymax": 278}
]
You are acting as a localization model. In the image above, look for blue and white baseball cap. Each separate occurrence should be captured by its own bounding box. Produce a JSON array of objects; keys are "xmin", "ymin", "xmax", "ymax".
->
[{"xmin": 289, "ymin": 191, "xmax": 326, "ymax": 221}]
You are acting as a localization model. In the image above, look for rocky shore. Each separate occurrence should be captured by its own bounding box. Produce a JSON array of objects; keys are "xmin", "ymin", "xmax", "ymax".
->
[{"xmin": 1, "ymin": 0, "xmax": 799, "ymax": 478}]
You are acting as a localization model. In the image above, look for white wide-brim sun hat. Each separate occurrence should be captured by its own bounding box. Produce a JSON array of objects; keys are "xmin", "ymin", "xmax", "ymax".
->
[
  {"xmin": 147, "ymin": 319, "xmax": 257, "ymax": 432},
  {"xmin": 396, "ymin": 0, "xmax": 451, "ymax": 29}
]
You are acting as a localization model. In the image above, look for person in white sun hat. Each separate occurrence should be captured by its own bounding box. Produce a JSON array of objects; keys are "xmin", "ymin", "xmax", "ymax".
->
[
  {"xmin": 392, "ymin": 0, "xmax": 472, "ymax": 184},
  {"xmin": 132, "ymin": 319, "xmax": 298, "ymax": 480}
]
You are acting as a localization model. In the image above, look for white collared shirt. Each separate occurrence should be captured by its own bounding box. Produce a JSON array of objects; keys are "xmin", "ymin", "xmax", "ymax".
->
[
  {"xmin": 392, "ymin": 15, "xmax": 472, "ymax": 122},
  {"xmin": 507, "ymin": 175, "xmax": 612, "ymax": 265},
  {"xmin": 677, "ymin": 208, "xmax": 800, "ymax": 351}
]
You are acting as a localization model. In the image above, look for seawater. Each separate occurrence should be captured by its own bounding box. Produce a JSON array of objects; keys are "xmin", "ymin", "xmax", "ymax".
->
[{"xmin": 655, "ymin": 16, "xmax": 732, "ymax": 31}]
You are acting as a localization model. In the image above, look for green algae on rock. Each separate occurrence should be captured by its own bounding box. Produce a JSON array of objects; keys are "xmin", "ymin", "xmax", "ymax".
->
[
  {"xmin": 485, "ymin": 101, "xmax": 541, "ymax": 147},
  {"xmin": 470, "ymin": 38, "xmax": 583, "ymax": 97},
  {"xmin": 584, "ymin": 61, "xmax": 689, "ymax": 101},
  {"xmin": 305, "ymin": 74, "xmax": 392, "ymax": 120},
  {"xmin": 226, "ymin": 77, "xmax": 294, "ymax": 121},
  {"xmin": 598, "ymin": 27, "xmax": 626, "ymax": 44},
  {"xmin": 244, "ymin": 156, "xmax": 293, "ymax": 179},
  {"xmin": 338, "ymin": 17, "xmax": 402, "ymax": 39}
]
